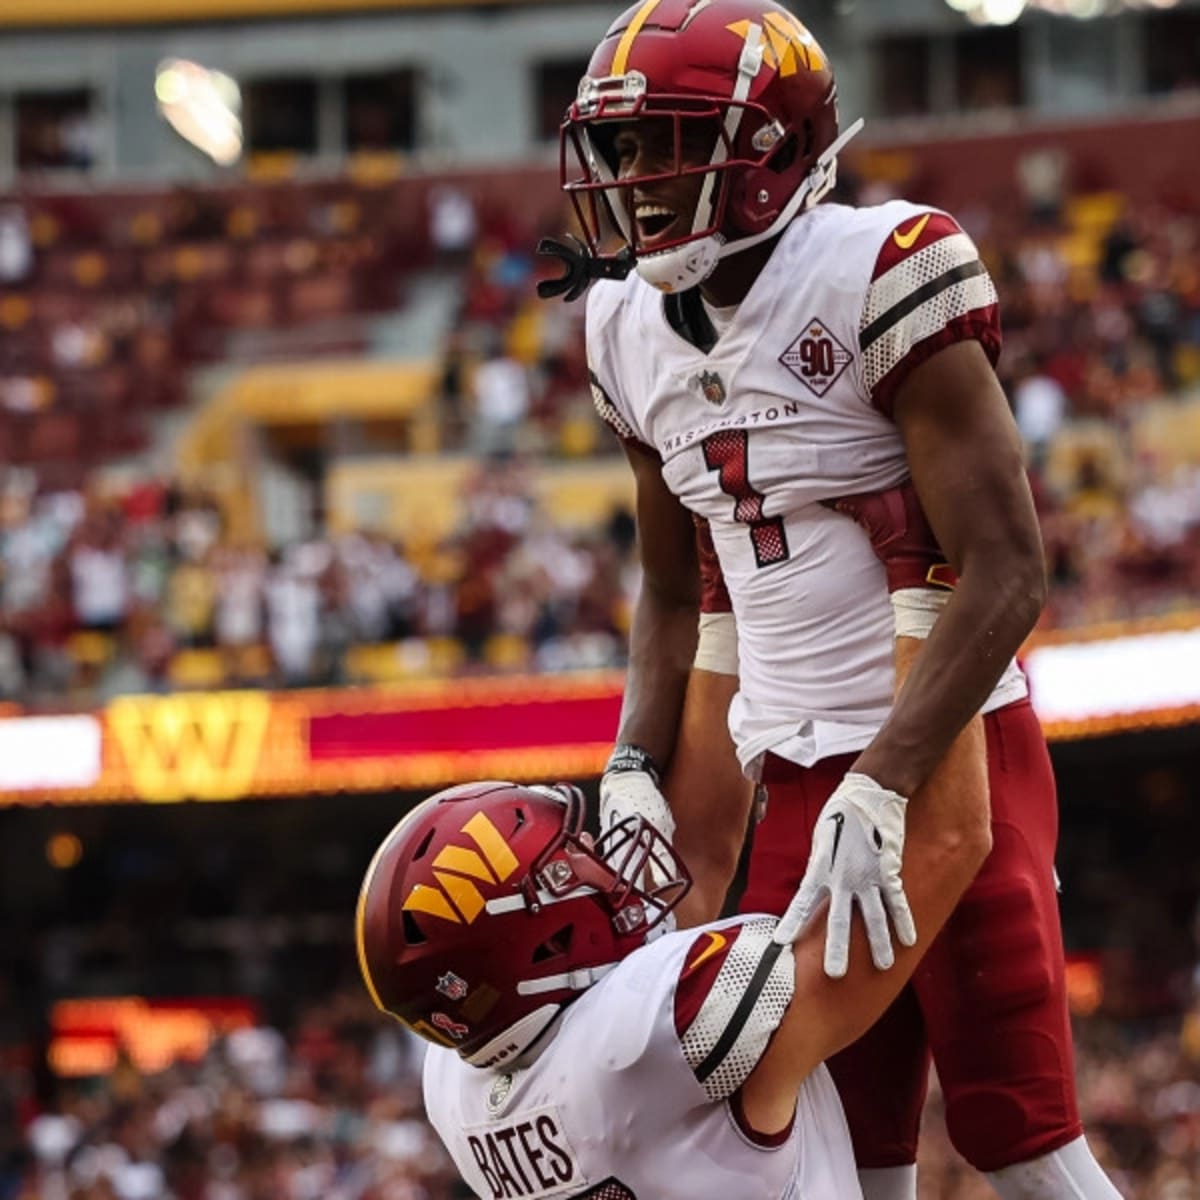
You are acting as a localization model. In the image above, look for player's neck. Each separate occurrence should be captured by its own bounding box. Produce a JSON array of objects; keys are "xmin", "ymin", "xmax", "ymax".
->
[{"xmin": 699, "ymin": 237, "xmax": 780, "ymax": 308}]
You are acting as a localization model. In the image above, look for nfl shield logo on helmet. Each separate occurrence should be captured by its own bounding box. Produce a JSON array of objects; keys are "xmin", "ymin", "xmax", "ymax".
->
[
  {"xmin": 436, "ymin": 971, "xmax": 469, "ymax": 1001},
  {"xmin": 692, "ymin": 369, "xmax": 727, "ymax": 406}
]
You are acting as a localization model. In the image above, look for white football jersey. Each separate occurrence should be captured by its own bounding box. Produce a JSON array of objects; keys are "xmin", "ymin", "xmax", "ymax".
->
[
  {"xmin": 424, "ymin": 916, "xmax": 861, "ymax": 1200},
  {"xmin": 587, "ymin": 200, "xmax": 1027, "ymax": 770}
]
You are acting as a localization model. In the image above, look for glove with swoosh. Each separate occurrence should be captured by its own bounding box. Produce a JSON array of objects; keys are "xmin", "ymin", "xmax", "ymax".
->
[{"xmin": 772, "ymin": 772, "xmax": 915, "ymax": 977}]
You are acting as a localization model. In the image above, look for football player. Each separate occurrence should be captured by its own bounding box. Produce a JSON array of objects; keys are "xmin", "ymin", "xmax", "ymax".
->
[
  {"xmin": 536, "ymin": 1, "xmax": 1122, "ymax": 1197},
  {"xmin": 356, "ymin": 627, "xmax": 990, "ymax": 1200}
]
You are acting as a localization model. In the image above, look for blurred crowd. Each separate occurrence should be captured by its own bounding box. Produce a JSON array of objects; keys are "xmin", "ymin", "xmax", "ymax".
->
[
  {"xmin": 0, "ymin": 147, "xmax": 1198, "ymax": 702},
  {"xmin": 0, "ymin": 175, "xmax": 560, "ymax": 482},
  {"xmin": 918, "ymin": 1018, "xmax": 1200, "ymax": 1199},
  {"xmin": 4, "ymin": 993, "xmax": 1200, "ymax": 1200},
  {"xmin": 4, "ymin": 992, "xmax": 465, "ymax": 1200},
  {"xmin": 0, "ymin": 458, "xmax": 636, "ymax": 704},
  {"xmin": 971, "ymin": 184, "xmax": 1200, "ymax": 629}
]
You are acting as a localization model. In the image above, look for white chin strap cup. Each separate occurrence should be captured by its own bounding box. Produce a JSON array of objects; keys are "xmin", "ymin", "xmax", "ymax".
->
[
  {"xmin": 633, "ymin": 117, "xmax": 865, "ymax": 295},
  {"xmin": 635, "ymin": 234, "xmax": 724, "ymax": 293}
]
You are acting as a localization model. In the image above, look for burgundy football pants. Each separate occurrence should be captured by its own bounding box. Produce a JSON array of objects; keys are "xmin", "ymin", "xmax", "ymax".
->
[{"xmin": 739, "ymin": 698, "xmax": 1083, "ymax": 1172}]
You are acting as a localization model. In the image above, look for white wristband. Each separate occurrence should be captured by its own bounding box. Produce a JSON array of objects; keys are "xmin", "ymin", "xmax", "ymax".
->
[
  {"xmin": 891, "ymin": 588, "xmax": 951, "ymax": 639},
  {"xmin": 693, "ymin": 611, "xmax": 738, "ymax": 676}
]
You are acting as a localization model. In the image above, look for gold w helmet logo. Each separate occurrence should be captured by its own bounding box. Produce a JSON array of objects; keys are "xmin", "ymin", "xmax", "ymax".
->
[
  {"xmin": 726, "ymin": 12, "xmax": 826, "ymax": 77},
  {"xmin": 402, "ymin": 813, "xmax": 519, "ymax": 924}
]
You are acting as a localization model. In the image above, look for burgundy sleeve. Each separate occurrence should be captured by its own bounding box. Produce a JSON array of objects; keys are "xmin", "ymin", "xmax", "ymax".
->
[{"xmin": 694, "ymin": 515, "xmax": 732, "ymax": 614}]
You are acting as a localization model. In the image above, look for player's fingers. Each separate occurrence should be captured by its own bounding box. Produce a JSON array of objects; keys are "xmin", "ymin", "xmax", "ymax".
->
[
  {"xmin": 885, "ymin": 882, "xmax": 918, "ymax": 948},
  {"xmin": 773, "ymin": 881, "xmax": 820, "ymax": 945},
  {"xmin": 860, "ymin": 887, "xmax": 894, "ymax": 970},
  {"xmin": 824, "ymin": 889, "xmax": 851, "ymax": 978}
]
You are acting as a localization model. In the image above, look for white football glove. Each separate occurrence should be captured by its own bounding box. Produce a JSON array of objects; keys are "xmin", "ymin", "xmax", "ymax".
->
[
  {"xmin": 599, "ymin": 768, "xmax": 676, "ymax": 842},
  {"xmin": 772, "ymin": 772, "xmax": 915, "ymax": 977}
]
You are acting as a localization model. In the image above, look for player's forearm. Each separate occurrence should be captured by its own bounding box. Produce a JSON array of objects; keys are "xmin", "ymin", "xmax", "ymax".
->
[
  {"xmin": 615, "ymin": 583, "xmax": 700, "ymax": 770},
  {"xmin": 667, "ymin": 664, "xmax": 750, "ymax": 928},
  {"xmin": 852, "ymin": 552, "xmax": 1044, "ymax": 798}
]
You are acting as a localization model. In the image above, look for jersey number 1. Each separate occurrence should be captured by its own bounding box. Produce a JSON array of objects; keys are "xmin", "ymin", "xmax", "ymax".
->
[{"xmin": 702, "ymin": 430, "xmax": 788, "ymax": 568}]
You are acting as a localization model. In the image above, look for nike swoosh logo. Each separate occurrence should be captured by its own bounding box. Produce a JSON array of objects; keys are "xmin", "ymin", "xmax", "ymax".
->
[
  {"xmin": 893, "ymin": 213, "xmax": 931, "ymax": 250},
  {"xmin": 685, "ymin": 931, "xmax": 728, "ymax": 975},
  {"xmin": 828, "ymin": 811, "xmax": 845, "ymax": 870}
]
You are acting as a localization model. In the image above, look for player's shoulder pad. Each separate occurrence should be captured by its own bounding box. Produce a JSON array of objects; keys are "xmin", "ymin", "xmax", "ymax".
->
[
  {"xmin": 585, "ymin": 275, "xmax": 635, "ymax": 335},
  {"xmin": 586, "ymin": 279, "xmax": 660, "ymax": 457},
  {"xmin": 673, "ymin": 917, "xmax": 794, "ymax": 1102},
  {"xmin": 584, "ymin": 277, "xmax": 633, "ymax": 383},
  {"xmin": 864, "ymin": 199, "xmax": 984, "ymax": 290},
  {"xmin": 856, "ymin": 201, "xmax": 1001, "ymax": 414}
]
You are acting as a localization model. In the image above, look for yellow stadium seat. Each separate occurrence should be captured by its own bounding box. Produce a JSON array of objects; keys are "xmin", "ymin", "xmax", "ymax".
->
[
  {"xmin": 1174, "ymin": 345, "xmax": 1200, "ymax": 388},
  {"xmin": 425, "ymin": 637, "xmax": 466, "ymax": 675},
  {"xmin": 67, "ymin": 631, "xmax": 115, "ymax": 668},
  {"xmin": 344, "ymin": 639, "xmax": 469, "ymax": 683},
  {"xmin": 1131, "ymin": 396, "xmax": 1200, "ymax": 467},
  {"xmin": 347, "ymin": 152, "xmax": 403, "ymax": 186},
  {"xmin": 0, "ymin": 295, "xmax": 31, "ymax": 330},
  {"xmin": 558, "ymin": 411, "xmax": 601, "ymax": 458},
  {"xmin": 232, "ymin": 643, "xmax": 272, "ymax": 681},
  {"xmin": 1064, "ymin": 191, "xmax": 1125, "ymax": 235},
  {"xmin": 1061, "ymin": 232, "xmax": 1101, "ymax": 272},
  {"xmin": 344, "ymin": 643, "xmax": 400, "ymax": 684},
  {"xmin": 506, "ymin": 302, "xmax": 544, "ymax": 366},
  {"xmin": 484, "ymin": 633, "xmax": 531, "ymax": 671},
  {"xmin": 168, "ymin": 649, "xmax": 227, "ymax": 690},
  {"xmin": 246, "ymin": 152, "xmax": 297, "ymax": 181}
]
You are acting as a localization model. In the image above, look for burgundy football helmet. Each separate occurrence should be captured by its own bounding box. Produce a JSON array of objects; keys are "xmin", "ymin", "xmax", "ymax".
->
[
  {"xmin": 356, "ymin": 781, "xmax": 690, "ymax": 1069},
  {"xmin": 557, "ymin": 0, "xmax": 862, "ymax": 295}
]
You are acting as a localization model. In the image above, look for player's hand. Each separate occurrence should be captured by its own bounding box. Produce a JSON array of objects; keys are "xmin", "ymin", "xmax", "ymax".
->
[
  {"xmin": 772, "ymin": 772, "xmax": 915, "ymax": 976},
  {"xmin": 599, "ymin": 766, "xmax": 676, "ymax": 842}
]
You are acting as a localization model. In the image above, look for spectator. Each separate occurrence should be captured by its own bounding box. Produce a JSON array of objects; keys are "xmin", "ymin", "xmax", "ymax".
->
[
  {"xmin": 428, "ymin": 185, "xmax": 478, "ymax": 265},
  {"xmin": 213, "ymin": 542, "xmax": 267, "ymax": 669},
  {"xmin": 1014, "ymin": 354, "xmax": 1069, "ymax": 469},
  {"xmin": 468, "ymin": 341, "xmax": 530, "ymax": 456},
  {"xmin": 67, "ymin": 511, "xmax": 129, "ymax": 635},
  {"xmin": 264, "ymin": 549, "xmax": 322, "ymax": 687},
  {"xmin": 0, "ymin": 204, "xmax": 32, "ymax": 284}
]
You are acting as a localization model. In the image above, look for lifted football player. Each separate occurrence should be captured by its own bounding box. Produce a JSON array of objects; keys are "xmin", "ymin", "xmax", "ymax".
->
[
  {"xmin": 356, "ymin": 630, "xmax": 989, "ymax": 1200},
  {"xmin": 537, "ymin": 1, "xmax": 1121, "ymax": 1197}
]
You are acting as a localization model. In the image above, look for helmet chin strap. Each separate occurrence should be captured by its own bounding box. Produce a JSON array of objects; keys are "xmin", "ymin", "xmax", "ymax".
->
[
  {"xmin": 634, "ymin": 116, "xmax": 865, "ymax": 294},
  {"xmin": 461, "ymin": 962, "xmax": 621, "ymax": 1070},
  {"xmin": 463, "ymin": 1004, "xmax": 564, "ymax": 1070},
  {"xmin": 516, "ymin": 963, "xmax": 617, "ymax": 996}
]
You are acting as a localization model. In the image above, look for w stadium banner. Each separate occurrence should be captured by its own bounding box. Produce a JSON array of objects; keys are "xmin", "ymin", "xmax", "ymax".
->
[
  {"xmin": 0, "ymin": 673, "xmax": 622, "ymax": 805},
  {"xmin": 1, "ymin": 616, "xmax": 1198, "ymax": 805}
]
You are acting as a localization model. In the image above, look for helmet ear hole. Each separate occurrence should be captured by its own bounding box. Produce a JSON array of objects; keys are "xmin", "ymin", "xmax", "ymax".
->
[
  {"xmin": 402, "ymin": 911, "xmax": 427, "ymax": 946},
  {"xmin": 801, "ymin": 118, "xmax": 814, "ymax": 162},
  {"xmin": 769, "ymin": 134, "xmax": 799, "ymax": 175},
  {"xmin": 532, "ymin": 925, "xmax": 574, "ymax": 963}
]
